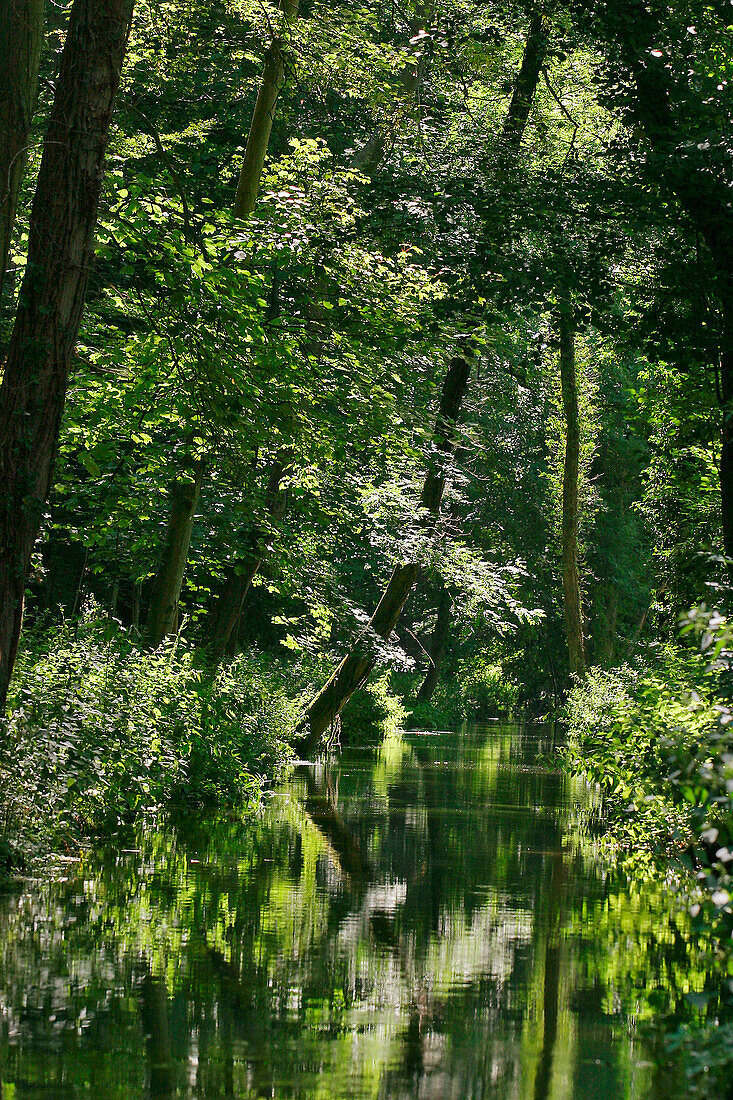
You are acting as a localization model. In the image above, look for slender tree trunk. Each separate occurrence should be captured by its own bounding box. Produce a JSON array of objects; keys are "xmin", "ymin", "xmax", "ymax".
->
[
  {"xmin": 233, "ymin": 0, "xmax": 299, "ymax": 219},
  {"xmin": 558, "ymin": 303, "xmax": 586, "ymax": 678},
  {"xmin": 208, "ymin": 451, "xmax": 289, "ymax": 662},
  {"xmin": 416, "ymin": 585, "xmax": 452, "ymax": 702},
  {"xmin": 298, "ymin": 352, "xmax": 472, "ymax": 754},
  {"xmin": 500, "ymin": 11, "xmax": 550, "ymax": 163},
  {"xmin": 718, "ymin": 280, "xmax": 733, "ymax": 563},
  {"xmin": 0, "ymin": 0, "xmax": 44, "ymax": 304},
  {"xmin": 146, "ymin": 460, "xmax": 204, "ymax": 648},
  {"xmin": 0, "ymin": 0, "xmax": 134, "ymax": 712}
]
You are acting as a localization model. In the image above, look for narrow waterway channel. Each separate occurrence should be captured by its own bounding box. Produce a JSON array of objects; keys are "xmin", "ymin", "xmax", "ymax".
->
[{"xmin": 0, "ymin": 724, "xmax": 707, "ymax": 1098}]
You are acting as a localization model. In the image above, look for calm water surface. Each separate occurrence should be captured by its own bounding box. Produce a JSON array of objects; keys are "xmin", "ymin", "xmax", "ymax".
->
[{"xmin": 0, "ymin": 724, "xmax": 709, "ymax": 1098}]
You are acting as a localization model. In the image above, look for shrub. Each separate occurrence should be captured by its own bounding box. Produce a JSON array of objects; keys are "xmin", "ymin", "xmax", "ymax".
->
[
  {"xmin": 340, "ymin": 671, "xmax": 406, "ymax": 745},
  {"xmin": 565, "ymin": 635, "xmax": 733, "ymax": 931},
  {"xmin": 0, "ymin": 610, "xmax": 302, "ymax": 856},
  {"xmin": 403, "ymin": 654, "xmax": 518, "ymax": 729}
]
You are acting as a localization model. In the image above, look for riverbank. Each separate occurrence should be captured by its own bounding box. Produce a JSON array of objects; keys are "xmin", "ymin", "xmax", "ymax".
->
[
  {"xmin": 565, "ymin": 615, "xmax": 733, "ymax": 1098},
  {"xmin": 0, "ymin": 610, "xmax": 412, "ymax": 869}
]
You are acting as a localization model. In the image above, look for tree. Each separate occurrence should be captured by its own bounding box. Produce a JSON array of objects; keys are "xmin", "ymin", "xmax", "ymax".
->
[
  {"xmin": 0, "ymin": 0, "xmax": 44, "ymax": 303},
  {"xmin": 298, "ymin": 349, "xmax": 472, "ymax": 752},
  {"xmin": 558, "ymin": 298, "xmax": 586, "ymax": 676},
  {"xmin": 0, "ymin": 0, "xmax": 134, "ymax": 710},
  {"xmin": 592, "ymin": 0, "xmax": 733, "ymax": 562}
]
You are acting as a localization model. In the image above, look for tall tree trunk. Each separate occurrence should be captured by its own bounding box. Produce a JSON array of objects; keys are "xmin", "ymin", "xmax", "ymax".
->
[
  {"xmin": 0, "ymin": 0, "xmax": 133, "ymax": 713},
  {"xmin": 0, "ymin": 0, "xmax": 44, "ymax": 305},
  {"xmin": 718, "ymin": 280, "xmax": 733, "ymax": 564},
  {"xmin": 146, "ymin": 460, "xmax": 204, "ymax": 649},
  {"xmin": 416, "ymin": 585, "xmax": 452, "ymax": 703},
  {"xmin": 208, "ymin": 451, "xmax": 289, "ymax": 662},
  {"xmin": 298, "ymin": 352, "xmax": 473, "ymax": 755},
  {"xmin": 559, "ymin": 302, "xmax": 586, "ymax": 678},
  {"xmin": 233, "ymin": 0, "xmax": 299, "ymax": 219}
]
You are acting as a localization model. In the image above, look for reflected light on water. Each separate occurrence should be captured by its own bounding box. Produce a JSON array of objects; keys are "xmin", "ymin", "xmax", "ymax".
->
[{"xmin": 0, "ymin": 724, "xmax": 708, "ymax": 1098}]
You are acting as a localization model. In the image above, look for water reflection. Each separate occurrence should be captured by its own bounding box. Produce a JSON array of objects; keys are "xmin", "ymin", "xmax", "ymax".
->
[{"xmin": 0, "ymin": 724, "xmax": 709, "ymax": 1098}]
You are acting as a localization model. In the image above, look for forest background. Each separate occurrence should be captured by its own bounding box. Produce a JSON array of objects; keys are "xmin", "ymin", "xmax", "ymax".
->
[{"xmin": 1, "ymin": 0, "xmax": 733, "ymax": 981}]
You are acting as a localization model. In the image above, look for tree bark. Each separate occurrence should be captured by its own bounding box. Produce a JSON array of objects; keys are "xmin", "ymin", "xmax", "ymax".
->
[
  {"xmin": 0, "ymin": 0, "xmax": 134, "ymax": 712},
  {"xmin": 146, "ymin": 459, "xmax": 204, "ymax": 649},
  {"xmin": 416, "ymin": 585, "xmax": 452, "ymax": 702},
  {"xmin": 208, "ymin": 451, "xmax": 289, "ymax": 662},
  {"xmin": 297, "ymin": 352, "xmax": 472, "ymax": 755},
  {"xmin": 233, "ymin": 0, "xmax": 299, "ymax": 220},
  {"xmin": 0, "ymin": 0, "xmax": 44, "ymax": 305},
  {"xmin": 499, "ymin": 11, "xmax": 550, "ymax": 164},
  {"xmin": 559, "ymin": 302, "xmax": 586, "ymax": 678}
]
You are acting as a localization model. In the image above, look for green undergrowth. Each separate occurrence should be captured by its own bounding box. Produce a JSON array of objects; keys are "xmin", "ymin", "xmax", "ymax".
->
[
  {"xmin": 0, "ymin": 611, "xmax": 419, "ymax": 864},
  {"xmin": 565, "ymin": 614, "xmax": 733, "ymax": 1093},
  {"xmin": 566, "ymin": 634, "xmax": 733, "ymax": 928},
  {"xmin": 401, "ymin": 654, "xmax": 518, "ymax": 730},
  {"xmin": 340, "ymin": 671, "xmax": 406, "ymax": 745},
  {"xmin": 0, "ymin": 611, "xmax": 308, "ymax": 861}
]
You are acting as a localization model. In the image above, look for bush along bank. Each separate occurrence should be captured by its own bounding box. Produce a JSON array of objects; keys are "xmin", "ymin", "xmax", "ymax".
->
[
  {"xmin": 0, "ymin": 609, "xmax": 414, "ymax": 868},
  {"xmin": 565, "ymin": 608, "xmax": 733, "ymax": 1095},
  {"xmin": 401, "ymin": 652, "xmax": 519, "ymax": 731},
  {"xmin": 566, "ymin": 613, "xmax": 733, "ymax": 932},
  {"xmin": 0, "ymin": 611, "xmax": 308, "ymax": 864}
]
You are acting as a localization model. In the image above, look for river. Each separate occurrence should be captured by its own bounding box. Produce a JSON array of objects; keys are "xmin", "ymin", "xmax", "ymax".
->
[{"xmin": 0, "ymin": 723, "xmax": 709, "ymax": 1097}]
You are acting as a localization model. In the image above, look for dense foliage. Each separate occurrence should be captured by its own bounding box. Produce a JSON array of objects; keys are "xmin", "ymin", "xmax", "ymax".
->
[{"xmin": 2, "ymin": 0, "xmax": 733, "ymax": 1088}]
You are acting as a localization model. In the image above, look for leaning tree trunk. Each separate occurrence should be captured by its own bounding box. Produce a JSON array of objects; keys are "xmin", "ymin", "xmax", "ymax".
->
[
  {"xmin": 416, "ymin": 585, "xmax": 452, "ymax": 702},
  {"xmin": 298, "ymin": 352, "xmax": 473, "ymax": 755},
  {"xmin": 233, "ymin": 0, "xmax": 299, "ymax": 219},
  {"xmin": 0, "ymin": 0, "xmax": 134, "ymax": 713},
  {"xmin": 0, "ymin": 0, "xmax": 44, "ymax": 304},
  {"xmin": 208, "ymin": 451, "xmax": 289, "ymax": 662},
  {"xmin": 499, "ymin": 10, "xmax": 549, "ymax": 164},
  {"xmin": 558, "ymin": 302, "xmax": 586, "ymax": 678},
  {"xmin": 146, "ymin": 460, "xmax": 204, "ymax": 649}
]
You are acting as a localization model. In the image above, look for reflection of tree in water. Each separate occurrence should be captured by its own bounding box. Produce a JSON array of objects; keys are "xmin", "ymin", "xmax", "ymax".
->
[{"xmin": 0, "ymin": 725, "xmax": 711, "ymax": 1099}]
